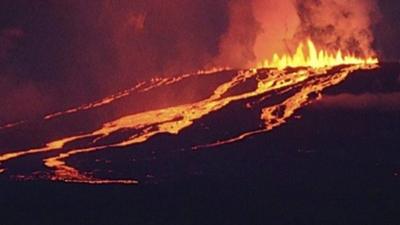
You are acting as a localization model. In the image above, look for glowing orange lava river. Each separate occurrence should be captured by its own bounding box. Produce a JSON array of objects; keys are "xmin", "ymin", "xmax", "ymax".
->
[{"xmin": 0, "ymin": 40, "xmax": 378, "ymax": 184}]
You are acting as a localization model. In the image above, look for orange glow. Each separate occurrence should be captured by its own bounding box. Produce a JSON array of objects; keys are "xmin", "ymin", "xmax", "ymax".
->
[
  {"xmin": 0, "ymin": 44, "xmax": 379, "ymax": 184},
  {"xmin": 193, "ymin": 63, "xmax": 378, "ymax": 149},
  {"xmin": 257, "ymin": 39, "xmax": 378, "ymax": 70}
]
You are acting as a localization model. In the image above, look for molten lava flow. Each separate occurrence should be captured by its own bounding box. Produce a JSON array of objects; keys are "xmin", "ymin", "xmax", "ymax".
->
[
  {"xmin": 0, "ymin": 67, "xmax": 228, "ymax": 130},
  {"xmin": 0, "ymin": 41, "xmax": 379, "ymax": 184},
  {"xmin": 0, "ymin": 121, "xmax": 26, "ymax": 131},
  {"xmin": 257, "ymin": 39, "xmax": 378, "ymax": 70},
  {"xmin": 193, "ymin": 64, "xmax": 378, "ymax": 149},
  {"xmin": 42, "ymin": 67, "xmax": 228, "ymax": 121}
]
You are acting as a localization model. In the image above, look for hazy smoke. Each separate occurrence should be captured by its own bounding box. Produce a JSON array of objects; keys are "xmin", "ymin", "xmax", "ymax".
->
[
  {"xmin": 0, "ymin": 0, "xmax": 229, "ymax": 123},
  {"xmin": 0, "ymin": 0, "xmax": 383, "ymax": 123},
  {"xmin": 316, "ymin": 92, "xmax": 400, "ymax": 111},
  {"xmin": 251, "ymin": 0, "xmax": 300, "ymax": 62},
  {"xmin": 0, "ymin": 27, "xmax": 52, "ymax": 123},
  {"xmin": 216, "ymin": 0, "xmax": 380, "ymax": 67},
  {"xmin": 294, "ymin": 0, "xmax": 379, "ymax": 57},
  {"xmin": 213, "ymin": 0, "xmax": 260, "ymax": 68}
]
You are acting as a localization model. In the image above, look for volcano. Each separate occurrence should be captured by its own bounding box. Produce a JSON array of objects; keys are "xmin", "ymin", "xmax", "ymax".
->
[
  {"xmin": 2, "ymin": 0, "xmax": 400, "ymax": 223},
  {"xmin": 2, "ymin": 42, "xmax": 400, "ymax": 223},
  {"xmin": 0, "ymin": 50, "xmax": 380, "ymax": 183},
  {"xmin": 2, "ymin": 61, "xmax": 400, "ymax": 224}
]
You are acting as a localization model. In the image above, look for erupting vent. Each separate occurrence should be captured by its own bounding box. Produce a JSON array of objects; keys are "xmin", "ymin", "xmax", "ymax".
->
[{"xmin": 258, "ymin": 39, "xmax": 378, "ymax": 69}]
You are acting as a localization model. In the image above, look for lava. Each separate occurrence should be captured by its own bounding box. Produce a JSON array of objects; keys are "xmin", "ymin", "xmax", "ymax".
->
[
  {"xmin": 42, "ymin": 67, "xmax": 228, "ymax": 121},
  {"xmin": 257, "ymin": 39, "xmax": 378, "ymax": 70},
  {"xmin": 0, "ymin": 121, "xmax": 26, "ymax": 131},
  {"xmin": 0, "ymin": 39, "xmax": 379, "ymax": 184},
  {"xmin": 193, "ymin": 64, "xmax": 378, "ymax": 149}
]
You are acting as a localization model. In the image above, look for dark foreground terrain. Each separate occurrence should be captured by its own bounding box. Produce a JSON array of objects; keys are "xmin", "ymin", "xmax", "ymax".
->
[{"xmin": 1, "ymin": 63, "xmax": 400, "ymax": 225}]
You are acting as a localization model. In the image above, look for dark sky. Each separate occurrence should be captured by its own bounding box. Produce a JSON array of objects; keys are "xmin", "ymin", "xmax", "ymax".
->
[
  {"xmin": 374, "ymin": 1, "xmax": 400, "ymax": 61},
  {"xmin": 0, "ymin": 0, "xmax": 399, "ymax": 123},
  {"xmin": 0, "ymin": 0, "xmax": 230, "ymax": 122}
]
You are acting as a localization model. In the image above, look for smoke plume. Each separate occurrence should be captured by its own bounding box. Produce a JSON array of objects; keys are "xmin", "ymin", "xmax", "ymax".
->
[
  {"xmin": 213, "ymin": 0, "xmax": 260, "ymax": 68},
  {"xmin": 216, "ymin": 0, "xmax": 380, "ymax": 67},
  {"xmin": 294, "ymin": 0, "xmax": 379, "ymax": 57}
]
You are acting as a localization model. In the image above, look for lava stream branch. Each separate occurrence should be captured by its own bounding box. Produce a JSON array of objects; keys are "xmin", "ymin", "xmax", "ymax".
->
[
  {"xmin": 0, "ymin": 67, "xmax": 229, "ymax": 131},
  {"xmin": 193, "ymin": 64, "xmax": 378, "ymax": 149},
  {"xmin": 43, "ymin": 68, "xmax": 229, "ymax": 121}
]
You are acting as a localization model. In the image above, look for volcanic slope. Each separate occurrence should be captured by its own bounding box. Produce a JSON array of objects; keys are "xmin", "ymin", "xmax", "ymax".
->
[{"xmin": 1, "ymin": 63, "xmax": 391, "ymax": 184}]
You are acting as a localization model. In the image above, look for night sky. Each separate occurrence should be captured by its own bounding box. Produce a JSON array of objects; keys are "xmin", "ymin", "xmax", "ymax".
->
[
  {"xmin": 374, "ymin": 1, "xmax": 400, "ymax": 61},
  {"xmin": 0, "ymin": 0, "xmax": 399, "ymax": 123}
]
